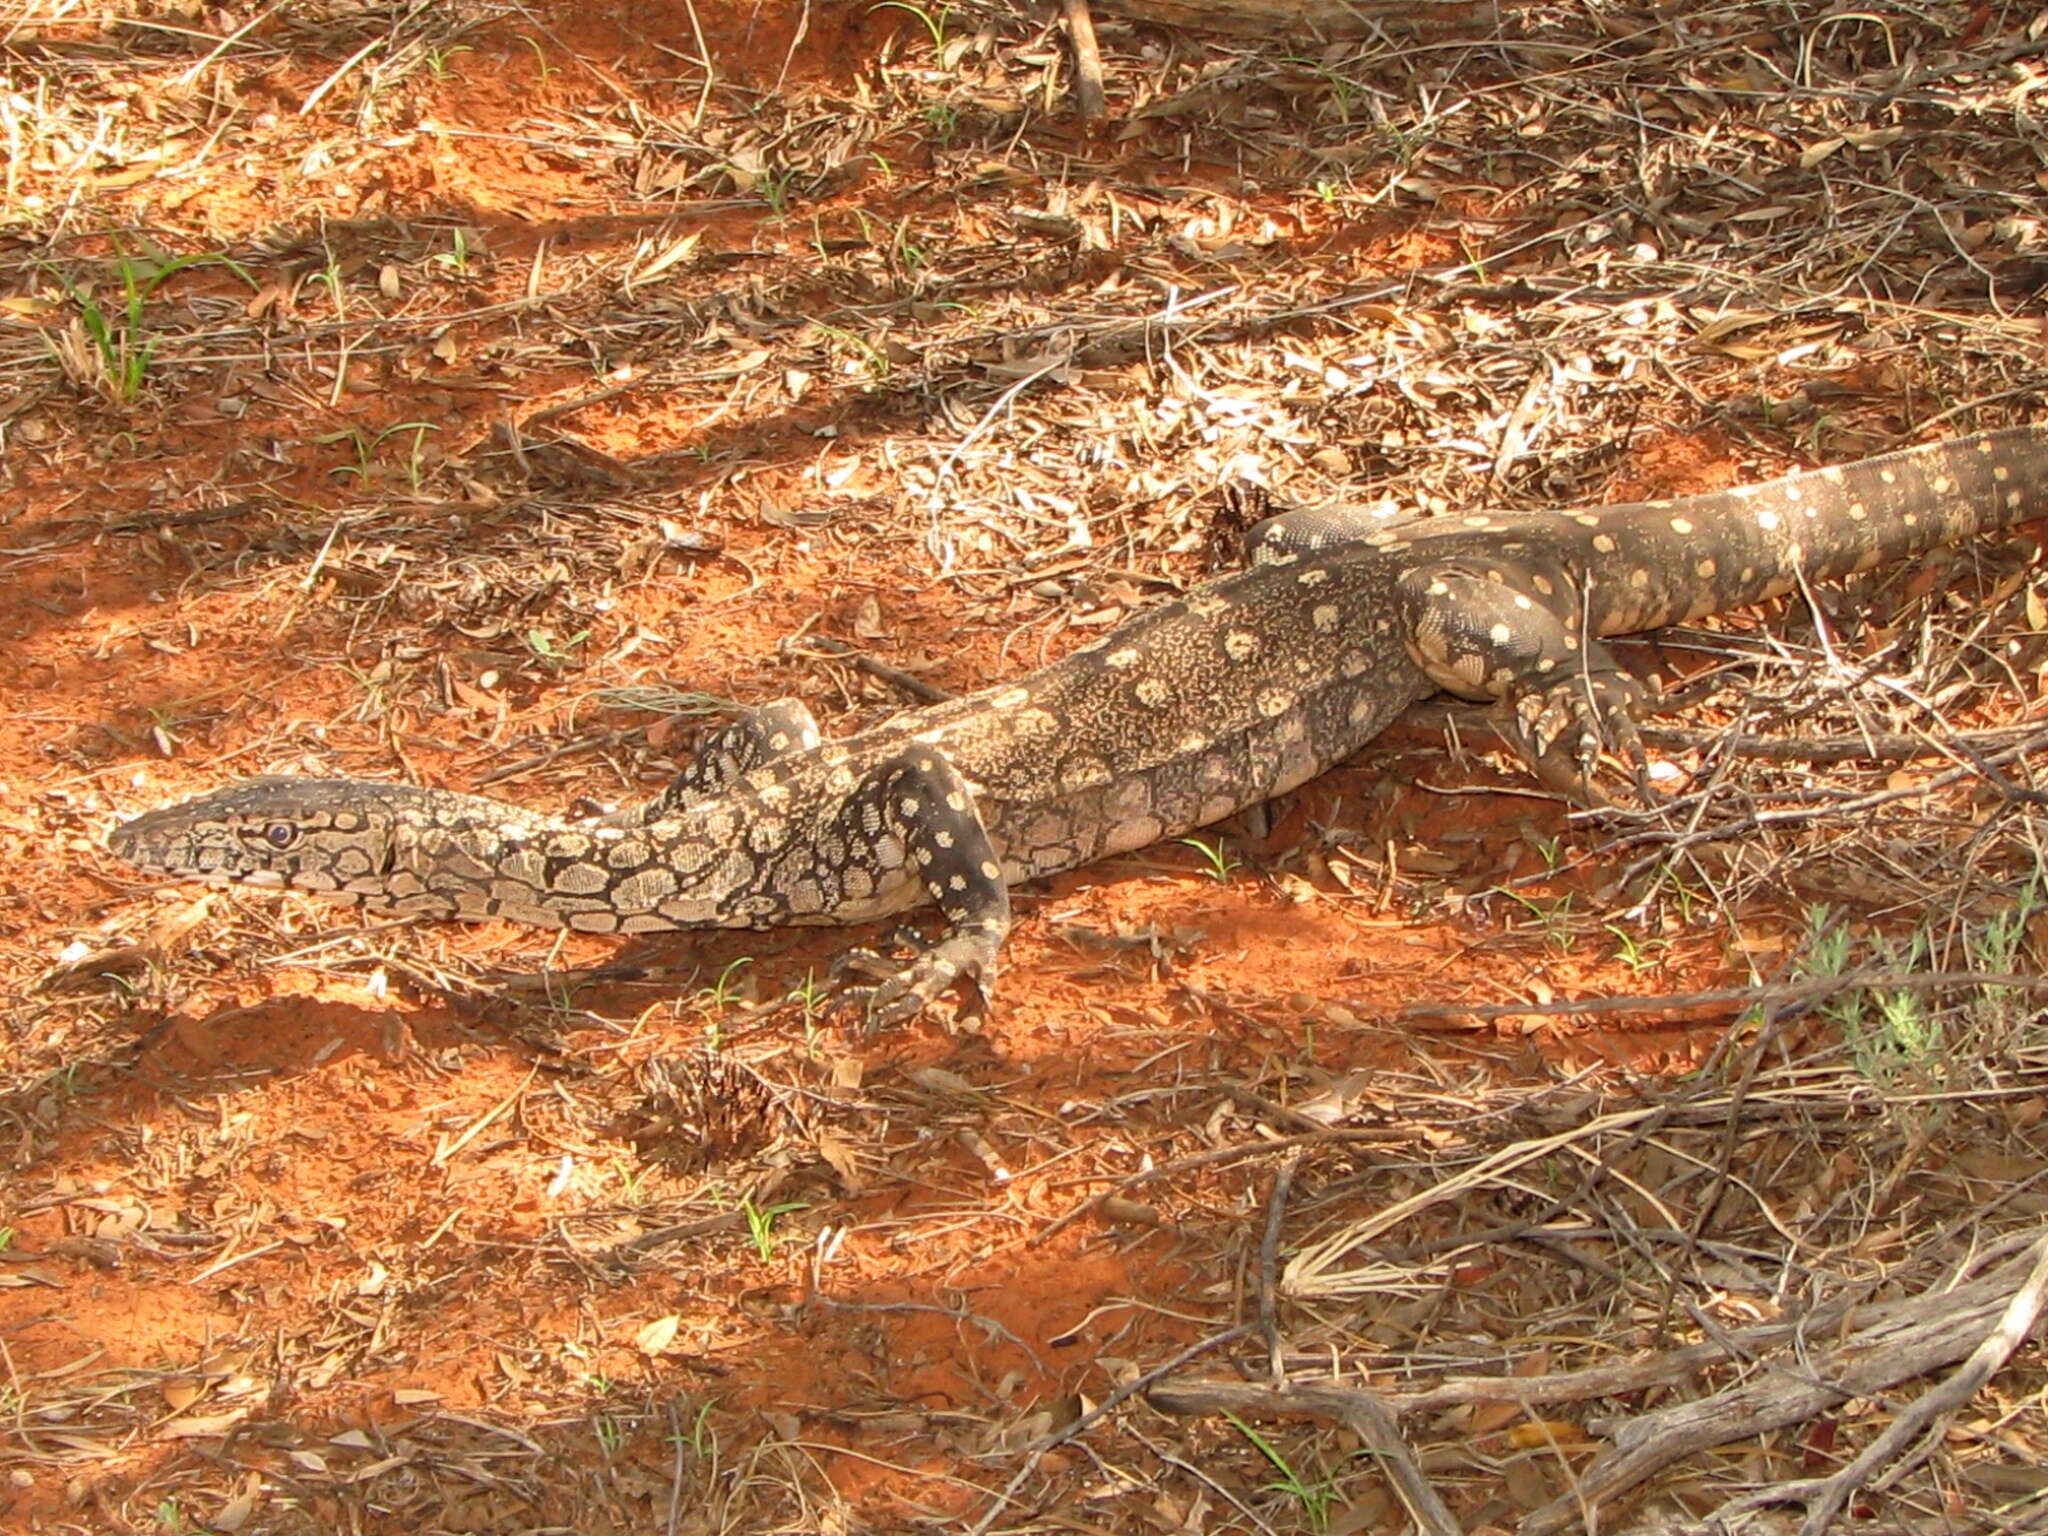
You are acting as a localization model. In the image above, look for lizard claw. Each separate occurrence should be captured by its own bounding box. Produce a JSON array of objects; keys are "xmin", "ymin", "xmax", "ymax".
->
[
  {"xmin": 828, "ymin": 933, "xmax": 996, "ymax": 1029},
  {"xmin": 1503, "ymin": 670, "xmax": 1651, "ymax": 805}
]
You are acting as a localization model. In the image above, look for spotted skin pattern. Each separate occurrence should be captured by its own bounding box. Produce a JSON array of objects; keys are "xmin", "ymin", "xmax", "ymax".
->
[{"xmin": 110, "ymin": 427, "xmax": 2048, "ymax": 1022}]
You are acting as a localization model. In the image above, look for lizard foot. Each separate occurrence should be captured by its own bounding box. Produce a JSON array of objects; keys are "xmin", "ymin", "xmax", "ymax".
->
[
  {"xmin": 829, "ymin": 929, "xmax": 998, "ymax": 1029},
  {"xmin": 1502, "ymin": 669, "xmax": 1651, "ymax": 804}
]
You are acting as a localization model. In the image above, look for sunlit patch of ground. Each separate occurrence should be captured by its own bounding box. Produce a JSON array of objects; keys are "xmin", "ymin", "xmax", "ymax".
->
[{"xmin": 4, "ymin": 1, "xmax": 2046, "ymax": 1530}]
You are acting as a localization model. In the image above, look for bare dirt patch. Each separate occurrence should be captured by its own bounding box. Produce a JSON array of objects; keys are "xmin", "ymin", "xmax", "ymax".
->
[{"xmin": 4, "ymin": 2, "xmax": 2048, "ymax": 1532}]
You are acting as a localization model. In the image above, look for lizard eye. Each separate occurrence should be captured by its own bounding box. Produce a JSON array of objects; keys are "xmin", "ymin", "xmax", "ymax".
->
[{"xmin": 263, "ymin": 823, "xmax": 298, "ymax": 850}]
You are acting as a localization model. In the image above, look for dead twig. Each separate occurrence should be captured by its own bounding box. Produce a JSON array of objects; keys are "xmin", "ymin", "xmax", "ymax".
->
[
  {"xmin": 1519, "ymin": 1235, "xmax": 2048, "ymax": 1536},
  {"xmin": 1710, "ymin": 1231, "xmax": 2048, "ymax": 1536},
  {"xmin": 1258, "ymin": 1151, "xmax": 1299, "ymax": 1382},
  {"xmin": 1059, "ymin": 0, "xmax": 1106, "ymax": 119}
]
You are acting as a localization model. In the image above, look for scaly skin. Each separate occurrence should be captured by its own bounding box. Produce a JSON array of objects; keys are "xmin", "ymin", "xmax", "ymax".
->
[{"xmin": 110, "ymin": 426, "xmax": 2048, "ymax": 1021}]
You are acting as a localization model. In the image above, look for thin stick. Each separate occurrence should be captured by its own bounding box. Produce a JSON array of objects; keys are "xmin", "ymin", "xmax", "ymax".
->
[{"xmin": 1259, "ymin": 1152, "xmax": 1299, "ymax": 1381}]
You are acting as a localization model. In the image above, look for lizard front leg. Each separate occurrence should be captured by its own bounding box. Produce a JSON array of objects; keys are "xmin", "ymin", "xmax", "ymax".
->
[
  {"xmin": 830, "ymin": 747, "xmax": 1011, "ymax": 1027},
  {"xmin": 1397, "ymin": 558, "xmax": 1649, "ymax": 800}
]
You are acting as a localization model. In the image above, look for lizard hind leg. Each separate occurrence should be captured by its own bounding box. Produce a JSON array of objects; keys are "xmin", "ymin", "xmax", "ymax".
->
[
  {"xmin": 1396, "ymin": 559, "xmax": 1651, "ymax": 802},
  {"xmin": 825, "ymin": 747, "xmax": 1012, "ymax": 1029}
]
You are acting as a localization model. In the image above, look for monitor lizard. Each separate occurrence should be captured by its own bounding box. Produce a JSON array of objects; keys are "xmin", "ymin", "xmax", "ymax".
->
[{"xmin": 109, "ymin": 425, "xmax": 2048, "ymax": 1024}]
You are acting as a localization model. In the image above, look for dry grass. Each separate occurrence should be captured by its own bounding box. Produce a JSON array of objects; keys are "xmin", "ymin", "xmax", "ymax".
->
[{"xmin": 3, "ymin": 0, "xmax": 2047, "ymax": 1532}]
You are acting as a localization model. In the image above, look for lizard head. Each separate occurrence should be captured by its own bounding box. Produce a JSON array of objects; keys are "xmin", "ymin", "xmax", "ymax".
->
[{"xmin": 109, "ymin": 776, "xmax": 404, "ymax": 896}]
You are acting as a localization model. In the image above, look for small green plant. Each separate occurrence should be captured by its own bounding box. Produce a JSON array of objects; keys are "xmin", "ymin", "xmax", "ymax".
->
[
  {"xmin": 319, "ymin": 426, "xmax": 374, "ymax": 482},
  {"xmin": 1284, "ymin": 54, "xmax": 1364, "ymax": 124},
  {"xmin": 396, "ymin": 422, "xmax": 439, "ymax": 490},
  {"xmin": 921, "ymin": 100, "xmax": 960, "ymax": 145},
  {"xmin": 1222, "ymin": 1410, "xmax": 1337, "ymax": 1531},
  {"xmin": 1800, "ymin": 905, "xmax": 1942, "ymax": 1083},
  {"xmin": 1967, "ymin": 881, "xmax": 2042, "ymax": 1041},
  {"xmin": 424, "ymin": 42, "xmax": 471, "ymax": 77},
  {"xmin": 1504, "ymin": 889, "xmax": 1576, "ymax": 955},
  {"xmin": 1179, "ymin": 835, "xmax": 1241, "ymax": 883},
  {"xmin": 871, "ymin": 0, "xmax": 952, "ymax": 55},
  {"xmin": 890, "ymin": 217, "xmax": 929, "ymax": 278},
  {"xmin": 740, "ymin": 1197, "xmax": 807, "ymax": 1262},
  {"xmin": 44, "ymin": 250, "xmax": 247, "ymax": 406},
  {"xmin": 519, "ymin": 35, "xmax": 556, "ymax": 85},
  {"xmin": 812, "ymin": 322, "xmax": 891, "ymax": 382},
  {"xmin": 431, "ymin": 227, "xmax": 473, "ymax": 277},
  {"xmin": 154, "ymin": 1498, "xmax": 188, "ymax": 1535},
  {"xmin": 699, "ymin": 957, "xmax": 753, "ymax": 1015},
  {"xmin": 322, "ymin": 420, "xmax": 442, "ymax": 490},
  {"xmin": 593, "ymin": 1413, "xmax": 625, "ymax": 1455},
  {"xmin": 317, "ymin": 255, "xmax": 348, "ymax": 317},
  {"xmin": 1604, "ymin": 923, "xmax": 1666, "ymax": 975},
  {"xmin": 683, "ymin": 1396, "xmax": 718, "ymax": 1456},
  {"xmin": 757, "ymin": 164, "xmax": 798, "ymax": 217},
  {"xmin": 524, "ymin": 627, "xmax": 591, "ymax": 670},
  {"xmin": 790, "ymin": 967, "xmax": 829, "ymax": 1043}
]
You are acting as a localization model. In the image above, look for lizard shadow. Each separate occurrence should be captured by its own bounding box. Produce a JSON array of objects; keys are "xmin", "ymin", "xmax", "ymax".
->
[{"xmin": 125, "ymin": 993, "xmax": 467, "ymax": 1087}]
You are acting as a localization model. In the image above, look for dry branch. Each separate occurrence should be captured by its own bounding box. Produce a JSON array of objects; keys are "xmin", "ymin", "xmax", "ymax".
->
[
  {"xmin": 1523, "ymin": 1234, "xmax": 2048, "ymax": 1535},
  {"xmin": 1059, "ymin": 0, "xmax": 1107, "ymax": 118},
  {"xmin": 1153, "ymin": 1235, "xmax": 2048, "ymax": 1535},
  {"xmin": 1714, "ymin": 1232, "xmax": 2048, "ymax": 1536}
]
